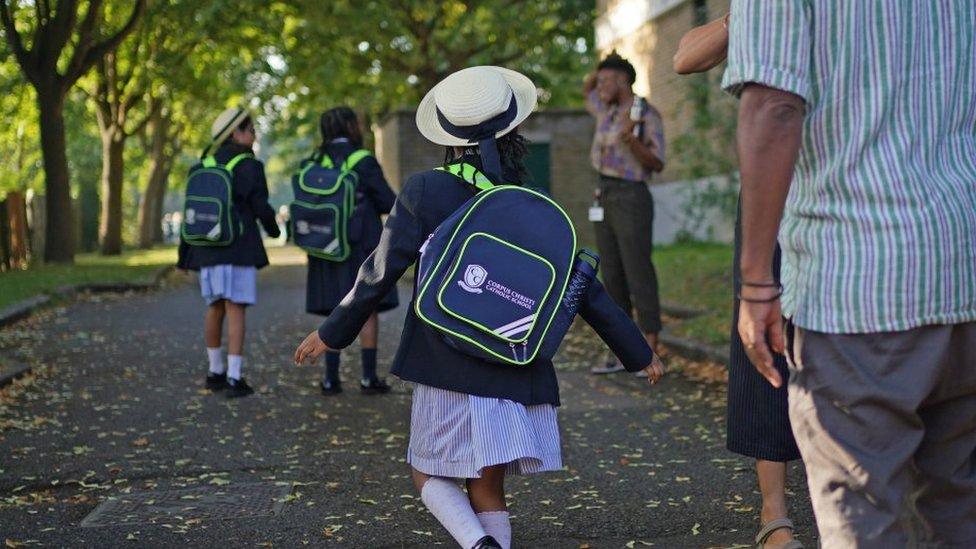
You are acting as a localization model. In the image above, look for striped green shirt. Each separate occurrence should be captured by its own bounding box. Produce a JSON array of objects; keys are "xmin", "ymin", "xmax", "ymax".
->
[{"xmin": 722, "ymin": 1, "xmax": 976, "ymax": 334}]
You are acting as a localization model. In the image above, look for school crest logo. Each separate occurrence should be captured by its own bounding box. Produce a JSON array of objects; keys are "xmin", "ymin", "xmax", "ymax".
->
[
  {"xmin": 296, "ymin": 220, "xmax": 310, "ymax": 234},
  {"xmin": 459, "ymin": 264, "xmax": 487, "ymax": 294},
  {"xmin": 185, "ymin": 208, "xmax": 196, "ymax": 225}
]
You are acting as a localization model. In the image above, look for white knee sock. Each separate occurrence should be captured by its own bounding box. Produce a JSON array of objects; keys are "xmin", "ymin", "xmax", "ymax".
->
[
  {"xmin": 420, "ymin": 477, "xmax": 486, "ymax": 548},
  {"xmin": 476, "ymin": 511, "xmax": 510, "ymax": 549},
  {"xmin": 228, "ymin": 355, "xmax": 243, "ymax": 380},
  {"xmin": 207, "ymin": 347, "xmax": 224, "ymax": 374}
]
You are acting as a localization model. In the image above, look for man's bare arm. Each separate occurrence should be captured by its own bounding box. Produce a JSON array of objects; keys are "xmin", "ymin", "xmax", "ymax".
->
[
  {"xmin": 736, "ymin": 83, "xmax": 804, "ymax": 386},
  {"xmin": 738, "ymin": 84, "xmax": 804, "ymax": 281},
  {"xmin": 583, "ymin": 72, "xmax": 597, "ymax": 97},
  {"xmin": 621, "ymin": 130, "xmax": 664, "ymax": 172},
  {"xmin": 673, "ymin": 14, "xmax": 729, "ymax": 75}
]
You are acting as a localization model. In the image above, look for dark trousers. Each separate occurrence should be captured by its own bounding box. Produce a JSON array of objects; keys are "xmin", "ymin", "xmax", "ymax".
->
[{"xmin": 593, "ymin": 176, "xmax": 662, "ymax": 334}]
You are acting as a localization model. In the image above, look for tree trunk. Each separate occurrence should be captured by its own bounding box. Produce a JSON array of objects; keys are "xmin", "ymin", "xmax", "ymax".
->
[
  {"xmin": 6, "ymin": 190, "xmax": 29, "ymax": 267},
  {"xmin": 0, "ymin": 199, "xmax": 11, "ymax": 271},
  {"xmin": 28, "ymin": 193, "xmax": 46, "ymax": 263},
  {"xmin": 151, "ymin": 162, "xmax": 172, "ymax": 245},
  {"xmin": 78, "ymin": 177, "xmax": 100, "ymax": 252},
  {"xmin": 150, "ymin": 159, "xmax": 173, "ymax": 244},
  {"xmin": 137, "ymin": 108, "xmax": 171, "ymax": 249},
  {"xmin": 98, "ymin": 130, "xmax": 126, "ymax": 255},
  {"xmin": 137, "ymin": 165, "xmax": 170, "ymax": 249},
  {"xmin": 36, "ymin": 87, "xmax": 75, "ymax": 263}
]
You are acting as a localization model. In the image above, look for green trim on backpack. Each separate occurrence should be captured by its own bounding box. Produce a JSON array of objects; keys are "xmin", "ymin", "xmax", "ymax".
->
[
  {"xmin": 413, "ymin": 185, "xmax": 578, "ymax": 366},
  {"xmin": 436, "ymin": 162, "xmax": 495, "ymax": 191},
  {"xmin": 290, "ymin": 149, "xmax": 373, "ymax": 262},
  {"xmin": 224, "ymin": 153, "xmax": 252, "ymax": 171},
  {"xmin": 201, "ymin": 152, "xmax": 251, "ymax": 170},
  {"xmin": 434, "ymin": 231, "xmax": 558, "ymax": 344},
  {"xmin": 315, "ymin": 148, "xmax": 370, "ymax": 171},
  {"xmin": 342, "ymin": 149, "xmax": 371, "ymax": 172}
]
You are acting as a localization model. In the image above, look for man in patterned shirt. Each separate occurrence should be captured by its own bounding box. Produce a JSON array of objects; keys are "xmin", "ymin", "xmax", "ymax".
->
[
  {"xmin": 583, "ymin": 52, "xmax": 666, "ymax": 374},
  {"xmin": 724, "ymin": 2, "xmax": 976, "ymax": 546}
]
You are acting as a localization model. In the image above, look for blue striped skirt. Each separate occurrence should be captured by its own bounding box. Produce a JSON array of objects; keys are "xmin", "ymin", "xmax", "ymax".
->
[
  {"xmin": 407, "ymin": 383, "xmax": 563, "ymax": 478},
  {"xmin": 199, "ymin": 265, "xmax": 257, "ymax": 306}
]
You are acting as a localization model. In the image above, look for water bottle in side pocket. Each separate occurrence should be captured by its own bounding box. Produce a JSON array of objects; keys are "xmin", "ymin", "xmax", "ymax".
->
[{"xmin": 539, "ymin": 249, "xmax": 600, "ymax": 359}]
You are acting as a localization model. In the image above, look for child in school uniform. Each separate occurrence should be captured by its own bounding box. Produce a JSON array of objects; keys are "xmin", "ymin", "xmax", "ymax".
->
[
  {"xmin": 294, "ymin": 67, "xmax": 663, "ymax": 549},
  {"xmin": 302, "ymin": 106, "xmax": 399, "ymax": 395},
  {"xmin": 178, "ymin": 107, "xmax": 281, "ymax": 399}
]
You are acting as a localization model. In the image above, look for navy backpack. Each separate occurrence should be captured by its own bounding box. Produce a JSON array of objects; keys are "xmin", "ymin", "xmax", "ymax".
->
[
  {"xmin": 415, "ymin": 162, "xmax": 599, "ymax": 366},
  {"xmin": 181, "ymin": 153, "xmax": 251, "ymax": 246},
  {"xmin": 290, "ymin": 149, "xmax": 371, "ymax": 261}
]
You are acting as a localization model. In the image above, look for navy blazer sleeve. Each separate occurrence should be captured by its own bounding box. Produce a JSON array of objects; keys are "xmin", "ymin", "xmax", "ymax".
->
[
  {"xmin": 318, "ymin": 174, "xmax": 425, "ymax": 348},
  {"xmin": 579, "ymin": 278, "xmax": 655, "ymax": 371},
  {"xmin": 240, "ymin": 159, "xmax": 281, "ymax": 238},
  {"xmin": 358, "ymin": 156, "xmax": 396, "ymax": 214}
]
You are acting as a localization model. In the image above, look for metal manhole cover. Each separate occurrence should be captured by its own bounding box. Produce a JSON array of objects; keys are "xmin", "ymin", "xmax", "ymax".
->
[{"xmin": 80, "ymin": 482, "xmax": 292, "ymax": 527}]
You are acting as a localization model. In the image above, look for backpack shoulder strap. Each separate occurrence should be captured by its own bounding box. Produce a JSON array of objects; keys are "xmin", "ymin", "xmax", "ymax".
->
[
  {"xmin": 435, "ymin": 162, "xmax": 495, "ymax": 191},
  {"xmin": 224, "ymin": 153, "xmax": 253, "ymax": 172},
  {"xmin": 341, "ymin": 149, "xmax": 372, "ymax": 172},
  {"xmin": 201, "ymin": 156, "xmax": 218, "ymax": 168},
  {"xmin": 318, "ymin": 154, "xmax": 335, "ymax": 169}
]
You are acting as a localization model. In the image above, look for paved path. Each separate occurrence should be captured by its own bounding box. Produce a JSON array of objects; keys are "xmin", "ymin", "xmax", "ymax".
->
[{"xmin": 0, "ymin": 248, "xmax": 813, "ymax": 548}]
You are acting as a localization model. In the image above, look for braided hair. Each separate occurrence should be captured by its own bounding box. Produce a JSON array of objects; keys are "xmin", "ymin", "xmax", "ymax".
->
[
  {"xmin": 444, "ymin": 129, "xmax": 529, "ymax": 183},
  {"xmin": 319, "ymin": 106, "xmax": 363, "ymax": 150}
]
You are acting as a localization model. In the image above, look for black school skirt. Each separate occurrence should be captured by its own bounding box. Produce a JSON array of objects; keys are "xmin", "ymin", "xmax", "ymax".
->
[
  {"xmin": 726, "ymin": 205, "xmax": 800, "ymax": 463},
  {"xmin": 305, "ymin": 252, "xmax": 399, "ymax": 316}
]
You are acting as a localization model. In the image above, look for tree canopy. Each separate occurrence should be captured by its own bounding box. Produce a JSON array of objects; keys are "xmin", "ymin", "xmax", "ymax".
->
[{"xmin": 0, "ymin": 0, "xmax": 596, "ymax": 262}]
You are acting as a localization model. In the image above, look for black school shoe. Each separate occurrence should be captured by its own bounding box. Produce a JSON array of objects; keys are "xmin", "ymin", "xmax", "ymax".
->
[
  {"xmin": 225, "ymin": 377, "xmax": 254, "ymax": 399},
  {"xmin": 320, "ymin": 380, "xmax": 342, "ymax": 395},
  {"xmin": 471, "ymin": 536, "xmax": 502, "ymax": 549},
  {"xmin": 360, "ymin": 377, "xmax": 391, "ymax": 395},
  {"xmin": 205, "ymin": 372, "xmax": 228, "ymax": 391}
]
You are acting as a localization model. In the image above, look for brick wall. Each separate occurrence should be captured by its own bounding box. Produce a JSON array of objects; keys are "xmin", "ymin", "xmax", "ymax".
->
[
  {"xmin": 373, "ymin": 111, "xmax": 443, "ymax": 193},
  {"xmin": 520, "ymin": 111, "xmax": 598, "ymax": 247}
]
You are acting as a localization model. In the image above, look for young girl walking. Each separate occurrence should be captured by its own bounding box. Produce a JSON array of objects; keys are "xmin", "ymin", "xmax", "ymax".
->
[
  {"xmin": 302, "ymin": 107, "xmax": 398, "ymax": 395},
  {"xmin": 178, "ymin": 107, "xmax": 280, "ymax": 398},
  {"xmin": 294, "ymin": 67, "xmax": 663, "ymax": 549}
]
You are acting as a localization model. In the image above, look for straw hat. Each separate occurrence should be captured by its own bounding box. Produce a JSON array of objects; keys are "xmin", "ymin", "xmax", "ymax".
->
[
  {"xmin": 416, "ymin": 66, "xmax": 537, "ymax": 147},
  {"xmin": 210, "ymin": 107, "xmax": 250, "ymax": 148}
]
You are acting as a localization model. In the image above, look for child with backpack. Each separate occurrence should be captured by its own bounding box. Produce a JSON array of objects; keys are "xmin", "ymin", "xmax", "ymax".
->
[
  {"xmin": 294, "ymin": 67, "xmax": 663, "ymax": 549},
  {"xmin": 178, "ymin": 107, "xmax": 281, "ymax": 399},
  {"xmin": 292, "ymin": 106, "xmax": 398, "ymax": 395}
]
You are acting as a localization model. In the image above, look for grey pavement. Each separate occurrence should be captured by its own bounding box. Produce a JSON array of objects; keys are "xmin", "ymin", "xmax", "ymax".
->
[{"xmin": 0, "ymin": 249, "xmax": 813, "ymax": 548}]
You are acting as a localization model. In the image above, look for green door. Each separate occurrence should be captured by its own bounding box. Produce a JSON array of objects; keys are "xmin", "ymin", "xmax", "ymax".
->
[{"xmin": 523, "ymin": 142, "xmax": 551, "ymax": 192}]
